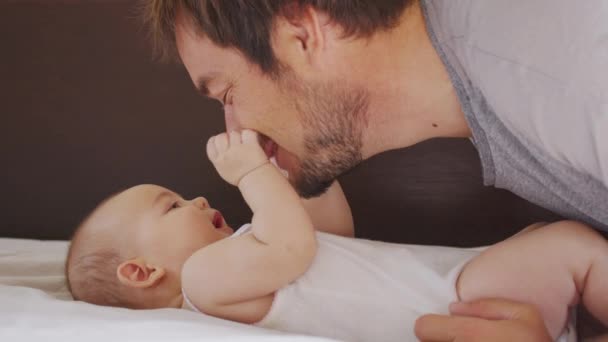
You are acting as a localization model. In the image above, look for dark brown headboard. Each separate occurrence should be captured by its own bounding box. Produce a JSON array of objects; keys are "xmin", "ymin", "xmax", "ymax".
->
[{"xmin": 0, "ymin": 1, "xmax": 561, "ymax": 245}]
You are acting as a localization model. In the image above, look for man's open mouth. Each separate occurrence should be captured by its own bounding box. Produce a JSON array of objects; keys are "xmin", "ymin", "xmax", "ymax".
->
[
  {"xmin": 259, "ymin": 134, "xmax": 290, "ymax": 178},
  {"xmin": 260, "ymin": 135, "xmax": 278, "ymax": 159}
]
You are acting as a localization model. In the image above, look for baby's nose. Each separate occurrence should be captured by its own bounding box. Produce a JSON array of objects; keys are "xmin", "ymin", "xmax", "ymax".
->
[{"xmin": 191, "ymin": 197, "xmax": 209, "ymax": 209}]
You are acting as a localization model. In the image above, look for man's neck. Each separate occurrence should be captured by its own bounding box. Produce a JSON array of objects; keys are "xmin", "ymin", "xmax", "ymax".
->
[{"xmin": 357, "ymin": 0, "xmax": 471, "ymax": 159}]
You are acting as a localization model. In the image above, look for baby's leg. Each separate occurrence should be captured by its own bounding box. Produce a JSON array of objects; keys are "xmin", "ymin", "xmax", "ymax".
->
[
  {"xmin": 510, "ymin": 221, "xmax": 549, "ymax": 237},
  {"xmin": 456, "ymin": 221, "xmax": 608, "ymax": 339},
  {"xmin": 579, "ymin": 227, "xmax": 608, "ymax": 330}
]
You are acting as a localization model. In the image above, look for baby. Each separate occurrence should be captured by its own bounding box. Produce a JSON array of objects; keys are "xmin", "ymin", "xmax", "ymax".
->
[{"xmin": 67, "ymin": 130, "xmax": 607, "ymax": 341}]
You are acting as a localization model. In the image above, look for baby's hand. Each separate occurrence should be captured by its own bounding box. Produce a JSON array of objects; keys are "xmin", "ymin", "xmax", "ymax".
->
[{"xmin": 207, "ymin": 130, "xmax": 269, "ymax": 186}]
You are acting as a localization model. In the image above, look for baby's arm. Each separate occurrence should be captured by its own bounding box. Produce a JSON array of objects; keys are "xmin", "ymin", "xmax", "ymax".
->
[
  {"xmin": 181, "ymin": 130, "xmax": 316, "ymax": 321},
  {"xmin": 301, "ymin": 181, "xmax": 354, "ymax": 237},
  {"xmin": 456, "ymin": 221, "xmax": 608, "ymax": 339}
]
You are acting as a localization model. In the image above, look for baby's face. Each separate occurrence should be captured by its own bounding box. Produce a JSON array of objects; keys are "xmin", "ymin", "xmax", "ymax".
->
[{"xmin": 104, "ymin": 184, "xmax": 234, "ymax": 273}]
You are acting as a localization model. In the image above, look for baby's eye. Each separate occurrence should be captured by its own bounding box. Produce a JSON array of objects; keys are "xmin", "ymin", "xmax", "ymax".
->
[{"xmin": 169, "ymin": 202, "xmax": 180, "ymax": 211}]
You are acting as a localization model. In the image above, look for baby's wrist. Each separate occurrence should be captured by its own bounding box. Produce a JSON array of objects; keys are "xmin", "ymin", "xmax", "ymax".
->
[{"xmin": 236, "ymin": 161, "xmax": 272, "ymax": 186}]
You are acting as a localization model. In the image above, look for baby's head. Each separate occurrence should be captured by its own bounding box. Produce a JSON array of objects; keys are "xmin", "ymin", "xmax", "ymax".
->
[{"xmin": 66, "ymin": 184, "xmax": 234, "ymax": 309}]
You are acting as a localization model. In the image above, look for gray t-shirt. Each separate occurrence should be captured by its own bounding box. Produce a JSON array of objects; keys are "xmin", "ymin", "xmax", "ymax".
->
[{"xmin": 421, "ymin": 0, "xmax": 608, "ymax": 230}]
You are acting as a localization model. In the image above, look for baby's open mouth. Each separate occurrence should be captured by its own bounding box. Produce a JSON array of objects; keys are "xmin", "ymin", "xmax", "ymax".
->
[{"xmin": 212, "ymin": 211, "xmax": 224, "ymax": 229}]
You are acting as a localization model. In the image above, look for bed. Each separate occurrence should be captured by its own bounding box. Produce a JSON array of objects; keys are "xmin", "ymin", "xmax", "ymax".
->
[
  {"xmin": 4, "ymin": 1, "xmax": 601, "ymax": 341},
  {"xmin": 0, "ymin": 238, "xmax": 337, "ymax": 341}
]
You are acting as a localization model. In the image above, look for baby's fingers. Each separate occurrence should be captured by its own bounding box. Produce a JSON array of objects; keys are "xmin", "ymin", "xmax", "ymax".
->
[
  {"xmin": 214, "ymin": 133, "xmax": 229, "ymax": 153},
  {"xmin": 241, "ymin": 129, "xmax": 259, "ymax": 145},
  {"xmin": 206, "ymin": 136, "xmax": 218, "ymax": 160},
  {"xmin": 229, "ymin": 130, "xmax": 242, "ymax": 146}
]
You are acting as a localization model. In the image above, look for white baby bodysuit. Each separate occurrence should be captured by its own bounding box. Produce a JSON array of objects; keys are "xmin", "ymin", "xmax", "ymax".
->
[{"xmin": 184, "ymin": 224, "xmax": 576, "ymax": 342}]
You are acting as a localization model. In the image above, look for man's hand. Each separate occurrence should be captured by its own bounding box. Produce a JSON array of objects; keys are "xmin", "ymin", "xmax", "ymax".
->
[
  {"xmin": 414, "ymin": 298, "xmax": 553, "ymax": 342},
  {"xmin": 207, "ymin": 130, "xmax": 269, "ymax": 186}
]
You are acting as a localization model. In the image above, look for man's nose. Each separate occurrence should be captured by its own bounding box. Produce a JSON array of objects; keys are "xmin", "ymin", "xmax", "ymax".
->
[{"xmin": 191, "ymin": 197, "xmax": 209, "ymax": 209}]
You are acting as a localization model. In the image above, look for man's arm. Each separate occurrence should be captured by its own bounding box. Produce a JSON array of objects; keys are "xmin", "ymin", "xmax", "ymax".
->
[
  {"xmin": 415, "ymin": 298, "xmax": 553, "ymax": 342},
  {"xmin": 301, "ymin": 181, "xmax": 354, "ymax": 237}
]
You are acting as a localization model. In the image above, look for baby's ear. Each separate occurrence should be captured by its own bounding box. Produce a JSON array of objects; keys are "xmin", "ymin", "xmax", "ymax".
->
[{"xmin": 116, "ymin": 258, "xmax": 166, "ymax": 288}]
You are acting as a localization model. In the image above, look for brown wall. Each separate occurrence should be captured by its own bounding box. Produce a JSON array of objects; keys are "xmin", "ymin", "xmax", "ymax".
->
[{"xmin": 0, "ymin": 1, "xmax": 561, "ymax": 245}]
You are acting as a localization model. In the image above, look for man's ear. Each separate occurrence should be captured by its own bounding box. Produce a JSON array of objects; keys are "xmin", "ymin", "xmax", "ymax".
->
[
  {"xmin": 116, "ymin": 258, "xmax": 166, "ymax": 289},
  {"xmin": 272, "ymin": 5, "xmax": 330, "ymax": 71}
]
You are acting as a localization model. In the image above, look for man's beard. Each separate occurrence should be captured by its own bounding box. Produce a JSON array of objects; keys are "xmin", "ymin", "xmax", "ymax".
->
[{"xmin": 278, "ymin": 69, "xmax": 370, "ymax": 198}]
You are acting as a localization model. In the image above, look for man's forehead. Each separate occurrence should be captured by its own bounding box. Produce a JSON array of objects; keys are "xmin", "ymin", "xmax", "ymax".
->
[
  {"xmin": 174, "ymin": 8, "xmax": 217, "ymax": 56},
  {"xmin": 175, "ymin": 27, "xmax": 224, "ymax": 92},
  {"xmin": 174, "ymin": 14, "xmax": 247, "ymax": 86}
]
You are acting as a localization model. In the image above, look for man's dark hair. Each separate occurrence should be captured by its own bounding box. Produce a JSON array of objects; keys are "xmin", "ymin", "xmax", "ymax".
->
[{"xmin": 142, "ymin": 0, "xmax": 413, "ymax": 72}]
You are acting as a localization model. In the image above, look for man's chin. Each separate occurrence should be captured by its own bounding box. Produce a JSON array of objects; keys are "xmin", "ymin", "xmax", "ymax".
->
[
  {"xmin": 293, "ymin": 175, "xmax": 334, "ymax": 199},
  {"xmin": 270, "ymin": 141, "xmax": 345, "ymax": 198}
]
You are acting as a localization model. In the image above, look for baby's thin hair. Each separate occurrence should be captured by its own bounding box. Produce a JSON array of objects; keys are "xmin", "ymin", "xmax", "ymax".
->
[
  {"xmin": 65, "ymin": 189, "xmax": 134, "ymax": 308},
  {"xmin": 67, "ymin": 248, "xmax": 127, "ymax": 307}
]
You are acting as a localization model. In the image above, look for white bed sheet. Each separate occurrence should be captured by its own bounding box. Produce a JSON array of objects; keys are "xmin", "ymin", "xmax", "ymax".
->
[{"xmin": 0, "ymin": 238, "xmax": 336, "ymax": 342}]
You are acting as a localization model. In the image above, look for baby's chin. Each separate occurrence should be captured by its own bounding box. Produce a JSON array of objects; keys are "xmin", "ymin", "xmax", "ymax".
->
[{"xmin": 219, "ymin": 226, "xmax": 234, "ymax": 236}]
